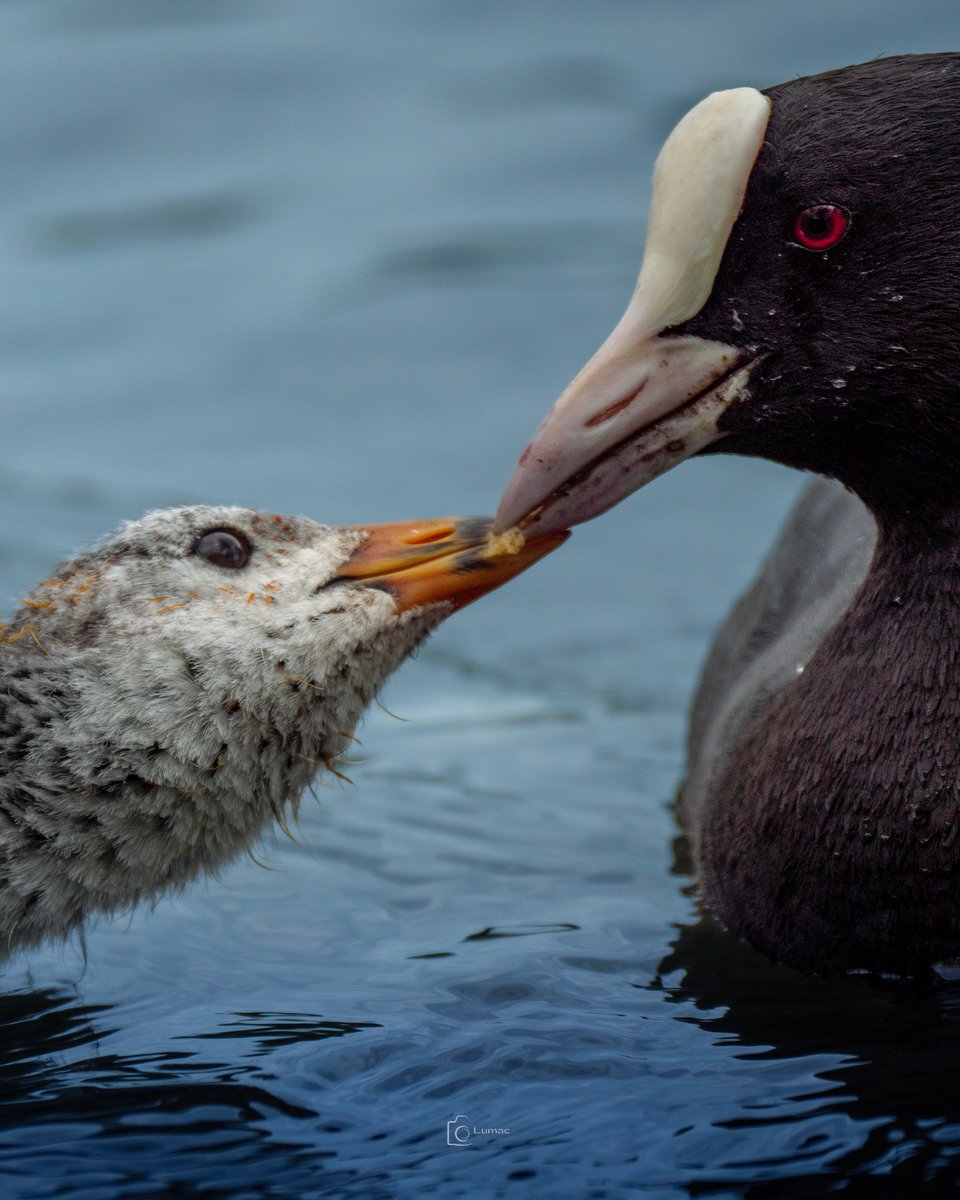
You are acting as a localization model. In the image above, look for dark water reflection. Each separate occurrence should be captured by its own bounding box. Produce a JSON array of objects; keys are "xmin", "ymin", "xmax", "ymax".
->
[
  {"xmin": 659, "ymin": 920, "xmax": 960, "ymax": 1196},
  {"xmin": 4, "ymin": 0, "xmax": 960, "ymax": 1196},
  {"xmin": 7, "ymin": 922, "xmax": 960, "ymax": 1198}
]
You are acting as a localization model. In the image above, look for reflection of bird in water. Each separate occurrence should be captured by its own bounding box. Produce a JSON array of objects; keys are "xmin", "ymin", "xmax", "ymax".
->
[
  {"xmin": 0, "ymin": 505, "xmax": 561, "ymax": 956},
  {"xmin": 656, "ymin": 901, "xmax": 960, "ymax": 1196},
  {"xmin": 496, "ymin": 54, "xmax": 960, "ymax": 977}
]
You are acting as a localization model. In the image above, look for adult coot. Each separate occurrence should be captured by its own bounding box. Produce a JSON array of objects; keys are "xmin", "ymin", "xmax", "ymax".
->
[{"xmin": 495, "ymin": 54, "xmax": 960, "ymax": 978}]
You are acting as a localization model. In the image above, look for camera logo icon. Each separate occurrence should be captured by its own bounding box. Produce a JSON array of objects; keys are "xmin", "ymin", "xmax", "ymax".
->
[{"xmin": 446, "ymin": 1115, "xmax": 472, "ymax": 1146}]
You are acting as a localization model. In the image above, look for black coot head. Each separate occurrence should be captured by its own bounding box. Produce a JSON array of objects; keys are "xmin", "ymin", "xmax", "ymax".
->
[
  {"xmin": 688, "ymin": 54, "xmax": 960, "ymax": 514},
  {"xmin": 495, "ymin": 54, "xmax": 960, "ymax": 536}
]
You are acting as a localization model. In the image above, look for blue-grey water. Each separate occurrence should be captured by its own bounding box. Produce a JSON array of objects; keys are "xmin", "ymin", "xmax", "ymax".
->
[{"xmin": 3, "ymin": 3, "xmax": 960, "ymax": 1197}]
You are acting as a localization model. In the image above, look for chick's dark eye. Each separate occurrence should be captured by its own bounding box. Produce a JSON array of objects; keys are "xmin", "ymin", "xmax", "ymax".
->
[
  {"xmin": 194, "ymin": 530, "xmax": 251, "ymax": 569},
  {"xmin": 791, "ymin": 204, "xmax": 849, "ymax": 251}
]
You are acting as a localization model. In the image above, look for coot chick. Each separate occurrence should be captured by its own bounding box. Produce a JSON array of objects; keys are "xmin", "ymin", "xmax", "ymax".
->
[{"xmin": 0, "ymin": 505, "xmax": 561, "ymax": 957}]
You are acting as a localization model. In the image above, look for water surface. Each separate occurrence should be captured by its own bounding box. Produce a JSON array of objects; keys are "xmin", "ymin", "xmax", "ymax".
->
[{"xmin": 3, "ymin": 2, "xmax": 960, "ymax": 1196}]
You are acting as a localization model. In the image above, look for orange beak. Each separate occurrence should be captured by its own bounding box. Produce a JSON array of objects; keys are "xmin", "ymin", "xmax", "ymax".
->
[{"xmin": 333, "ymin": 516, "xmax": 568, "ymax": 613}]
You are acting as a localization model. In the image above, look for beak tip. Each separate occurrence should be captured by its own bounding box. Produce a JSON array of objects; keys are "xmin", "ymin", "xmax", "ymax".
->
[
  {"xmin": 336, "ymin": 514, "xmax": 568, "ymax": 615},
  {"xmin": 492, "ymin": 477, "xmax": 536, "ymax": 537}
]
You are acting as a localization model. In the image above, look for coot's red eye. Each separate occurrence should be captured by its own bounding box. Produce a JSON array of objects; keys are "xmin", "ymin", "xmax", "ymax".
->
[{"xmin": 791, "ymin": 204, "xmax": 849, "ymax": 251}]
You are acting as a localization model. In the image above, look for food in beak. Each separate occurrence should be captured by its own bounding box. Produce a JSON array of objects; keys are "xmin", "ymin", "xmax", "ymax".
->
[{"xmin": 335, "ymin": 516, "xmax": 568, "ymax": 612}]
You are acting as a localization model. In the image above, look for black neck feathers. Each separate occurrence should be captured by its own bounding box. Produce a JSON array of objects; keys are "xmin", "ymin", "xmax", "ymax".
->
[{"xmin": 701, "ymin": 511, "xmax": 960, "ymax": 977}]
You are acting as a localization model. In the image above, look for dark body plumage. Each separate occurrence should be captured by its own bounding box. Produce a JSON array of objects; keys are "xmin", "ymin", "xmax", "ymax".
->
[{"xmin": 684, "ymin": 478, "xmax": 960, "ymax": 977}]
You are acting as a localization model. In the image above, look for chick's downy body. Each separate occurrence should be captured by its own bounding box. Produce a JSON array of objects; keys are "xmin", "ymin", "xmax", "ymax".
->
[{"xmin": 0, "ymin": 506, "xmax": 464, "ymax": 955}]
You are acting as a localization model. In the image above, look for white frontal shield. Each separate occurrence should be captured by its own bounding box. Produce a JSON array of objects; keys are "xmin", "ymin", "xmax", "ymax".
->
[{"xmin": 495, "ymin": 87, "xmax": 771, "ymax": 536}]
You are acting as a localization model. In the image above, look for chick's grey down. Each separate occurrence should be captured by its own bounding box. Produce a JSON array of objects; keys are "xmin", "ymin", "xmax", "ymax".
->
[{"xmin": 0, "ymin": 506, "xmax": 444, "ymax": 958}]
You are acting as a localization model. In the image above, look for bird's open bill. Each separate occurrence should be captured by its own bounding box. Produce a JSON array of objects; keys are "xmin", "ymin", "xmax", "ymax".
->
[
  {"xmin": 335, "ymin": 516, "xmax": 567, "ymax": 612},
  {"xmin": 494, "ymin": 88, "xmax": 771, "ymax": 539}
]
